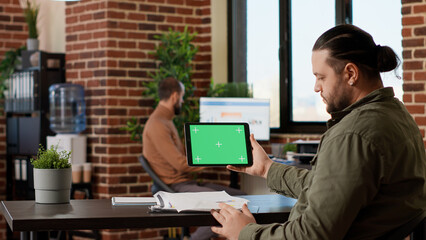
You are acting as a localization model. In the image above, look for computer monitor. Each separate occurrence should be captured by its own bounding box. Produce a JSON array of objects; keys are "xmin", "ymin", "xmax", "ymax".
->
[{"xmin": 199, "ymin": 97, "xmax": 270, "ymax": 141}]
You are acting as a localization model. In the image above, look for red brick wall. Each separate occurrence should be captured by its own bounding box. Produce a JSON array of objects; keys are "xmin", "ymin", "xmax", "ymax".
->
[
  {"xmin": 0, "ymin": 0, "xmax": 26, "ymax": 55},
  {"xmin": 0, "ymin": 0, "xmax": 26, "ymax": 239},
  {"xmin": 402, "ymin": 0, "xmax": 426, "ymax": 146},
  {"xmin": 65, "ymin": 0, "xmax": 212, "ymax": 239}
]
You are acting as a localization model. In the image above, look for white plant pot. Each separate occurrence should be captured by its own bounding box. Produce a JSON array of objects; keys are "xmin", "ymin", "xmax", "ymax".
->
[
  {"xmin": 33, "ymin": 168, "xmax": 72, "ymax": 204},
  {"xmin": 26, "ymin": 38, "xmax": 39, "ymax": 51}
]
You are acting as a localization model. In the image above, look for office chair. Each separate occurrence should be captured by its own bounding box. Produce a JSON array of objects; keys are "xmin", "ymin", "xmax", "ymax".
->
[
  {"xmin": 138, "ymin": 155, "xmax": 175, "ymax": 194},
  {"xmin": 380, "ymin": 211, "xmax": 426, "ymax": 240},
  {"xmin": 139, "ymin": 155, "xmax": 189, "ymax": 239}
]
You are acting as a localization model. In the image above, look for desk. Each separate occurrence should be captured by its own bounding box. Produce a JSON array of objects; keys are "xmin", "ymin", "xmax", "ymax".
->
[{"xmin": 0, "ymin": 195, "xmax": 296, "ymax": 237}]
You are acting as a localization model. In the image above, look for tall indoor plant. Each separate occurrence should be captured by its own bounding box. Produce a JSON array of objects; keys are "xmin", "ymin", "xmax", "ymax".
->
[
  {"xmin": 123, "ymin": 27, "xmax": 199, "ymax": 142},
  {"xmin": 23, "ymin": 0, "xmax": 39, "ymax": 51},
  {"xmin": 31, "ymin": 145, "xmax": 72, "ymax": 204}
]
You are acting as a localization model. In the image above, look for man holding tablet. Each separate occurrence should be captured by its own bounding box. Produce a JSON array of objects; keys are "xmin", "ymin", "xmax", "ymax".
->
[
  {"xmin": 142, "ymin": 77, "xmax": 245, "ymax": 240},
  {"xmin": 210, "ymin": 25, "xmax": 426, "ymax": 239}
]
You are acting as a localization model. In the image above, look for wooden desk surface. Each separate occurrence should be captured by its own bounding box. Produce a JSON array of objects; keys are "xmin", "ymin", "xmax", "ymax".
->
[{"xmin": 0, "ymin": 195, "xmax": 296, "ymax": 232}]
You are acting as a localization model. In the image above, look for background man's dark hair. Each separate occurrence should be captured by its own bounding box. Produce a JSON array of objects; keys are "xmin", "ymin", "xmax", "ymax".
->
[
  {"xmin": 313, "ymin": 24, "xmax": 400, "ymax": 80},
  {"xmin": 158, "ymin": 77, "xmax": 183, "ymax": 100}
]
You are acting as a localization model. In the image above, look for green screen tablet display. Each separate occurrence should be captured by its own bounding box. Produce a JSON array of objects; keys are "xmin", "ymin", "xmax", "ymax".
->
[{"xmin": 185, "ymin": 123, "xmax": 253, "ymax": 166}]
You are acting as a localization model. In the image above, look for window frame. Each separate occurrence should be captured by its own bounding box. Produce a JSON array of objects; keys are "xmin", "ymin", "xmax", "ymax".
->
[{"xmin": 227, "ymin": 0, "xmax": 352, "ymax": 134}]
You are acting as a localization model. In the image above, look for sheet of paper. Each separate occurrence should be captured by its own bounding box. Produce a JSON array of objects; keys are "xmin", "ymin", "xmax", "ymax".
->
[
  {"xmin": 111, "ymin": 197, "xmax": 156, "ymax": 206},
  {"xmin": 152, "ymin": 191, "xmax": 249, "ymax": 212}
]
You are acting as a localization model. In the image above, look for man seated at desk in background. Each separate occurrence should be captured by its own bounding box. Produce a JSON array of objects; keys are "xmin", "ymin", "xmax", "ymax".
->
[
  {"xmin": 210, "ymin": 24, "xmax": 426, "ymax": 240},
  {"xmin": 142, "ymin": 77, "xmax": 245, "ymax": 240}
]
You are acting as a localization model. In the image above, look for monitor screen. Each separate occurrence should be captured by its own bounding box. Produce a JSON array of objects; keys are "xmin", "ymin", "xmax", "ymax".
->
[{"xmin": 199, "ymin": 97, "xmax": 270, "ymax": 140}]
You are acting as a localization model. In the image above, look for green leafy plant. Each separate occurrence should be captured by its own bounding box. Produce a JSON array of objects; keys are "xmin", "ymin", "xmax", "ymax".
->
[
  {"xmin": 30, "ymin": 144, "xmax": 71, "ymax": 169},
  {"xmin": 0, "ymin": 46, "xmax": 25, "ymax": 99},
  {"xmin": 23, "ymin": 0, "xmax": 39, "ymax": 39},
  {"xmin": 207, "ymin": 81, "xmax": 253, "ymax": 98},
  {"xmin": 282, "ymin": 143, "xmax": 297, "ymax": 156},
  {"xmin": 122, "ymin": 117, "xmax": 143, "ymax": 143},
  {"xmin": 122, "ymin": 26, "xmax": 199, "ymax": 142}
]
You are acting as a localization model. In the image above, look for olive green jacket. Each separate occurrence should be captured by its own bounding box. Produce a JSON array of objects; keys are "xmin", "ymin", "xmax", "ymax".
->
[{"xmin": 240, "ymin": 88, "xmax": 426, "ymax": 240}]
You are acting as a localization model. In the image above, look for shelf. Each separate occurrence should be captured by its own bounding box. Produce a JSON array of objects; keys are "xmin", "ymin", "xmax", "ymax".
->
[
  {"xmin": 6, "ymin": 51, "xmax": 65, "ymax": 206},
  {"xmin": 5, "ymin": 51, "xmax": 65, "ymax": 114}
]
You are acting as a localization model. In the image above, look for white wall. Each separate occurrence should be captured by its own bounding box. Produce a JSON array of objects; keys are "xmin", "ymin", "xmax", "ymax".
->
[
  {"xmin": 23, "ymin": 0, "xmax": 66, "ymax": 53},
  {"xmin": 211, "ymin": 0, "xmax": 228, "ymax": 84},
  {"xmin": 38, "ymin": 0, "xmax": 66, "ymax": 52}
]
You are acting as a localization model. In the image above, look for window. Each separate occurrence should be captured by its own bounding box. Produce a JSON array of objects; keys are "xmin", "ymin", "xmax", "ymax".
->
[
  {"xmin": 246, "ymin": 0, "xmax": 280, "ymax": 128},
  {"xmin": 352, "ymin": 0, "xmax": 403, "ymax": 100},
  {"xmin": 229, "ymin": 0, "xmax": 403, "ymax": 134},
  {"xmin": 290, "ymin": 0, "xmax": 335, "ymax": 122}
]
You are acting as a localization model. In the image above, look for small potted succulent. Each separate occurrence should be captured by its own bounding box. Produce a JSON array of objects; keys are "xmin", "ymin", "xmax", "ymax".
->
[{"xmin": 31, "ymin": 145, "xmax": 72, "ymax": 204}]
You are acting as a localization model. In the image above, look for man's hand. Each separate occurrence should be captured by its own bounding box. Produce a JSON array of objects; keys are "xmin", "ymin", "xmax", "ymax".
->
[
  {"xmin": 211, "ymin": 203, "xmax": 256, "ymax": 240},
  {"xmin": 227, "ymin": 134, "xmax": 273, "ymax": 179}
]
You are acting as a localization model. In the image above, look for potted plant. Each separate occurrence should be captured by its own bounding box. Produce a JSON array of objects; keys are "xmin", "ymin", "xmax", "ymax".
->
[
  {"xmin": 282, "ymin": 143, "xmax": 297, "ymax": 160},
  {"xmin": 122, "ymin": 26, "xmax": 199, "ymax": 142},
  {"xmin": 207, "ymin": 81, "xmax": 253, "ymax": 98},
  {"xmin": 23, "ymin": 0, "xmax": 39, "ymax": 51},
  {"xmin": 31, "ymin": 145, "xmax": 72, "ymax": 204}
]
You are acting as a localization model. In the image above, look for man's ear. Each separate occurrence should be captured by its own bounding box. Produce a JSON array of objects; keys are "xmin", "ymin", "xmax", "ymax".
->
[
  {"xmin": 343, "ymin": 63, "xmax": 359, "ymax": 86},
  {"xmin": 170, "ymin": 91, "xmax": 179, "ymax": 103}
]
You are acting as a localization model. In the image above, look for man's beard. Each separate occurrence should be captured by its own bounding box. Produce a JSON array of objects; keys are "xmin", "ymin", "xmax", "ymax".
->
[
  {"xmin": 174, "ymin": 102, "xmax": 182, "ymax": 115},
  {"xmin": 325, "ymin": 77, "xmax": 352, "ymax": 114},
  {"xmin": 326, "ymin": 97, "xmax": 351, "ymax": 113}
]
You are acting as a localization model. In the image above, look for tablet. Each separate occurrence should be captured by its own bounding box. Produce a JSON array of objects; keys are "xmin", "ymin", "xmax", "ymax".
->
[{"xmin": 184, "ymin": 123, "xmax": 253, "ymax": 166}]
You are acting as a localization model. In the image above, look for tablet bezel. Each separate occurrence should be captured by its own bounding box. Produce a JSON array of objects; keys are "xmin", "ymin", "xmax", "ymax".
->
[{"xmin": 184, "ymin": 122, "xmax": 253, "ymax": 167}]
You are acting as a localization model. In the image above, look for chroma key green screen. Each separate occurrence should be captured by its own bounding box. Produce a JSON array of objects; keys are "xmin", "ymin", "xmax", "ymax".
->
[{"xmin": 187, "ymin": 124, "xmax": 250, "ymax": 165}]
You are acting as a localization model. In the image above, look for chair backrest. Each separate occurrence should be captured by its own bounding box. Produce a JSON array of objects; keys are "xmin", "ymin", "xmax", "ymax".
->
[
  {"xmin": 138, "ymin": 155, "xmax": 175, "ymax": 194},
  {"xmin": 139, "ymin": 156, "xmax": 190, "ymax": 238},
  {"xmin": 380, "ymin": 211, "xmax": 426, "ymax": 240}
]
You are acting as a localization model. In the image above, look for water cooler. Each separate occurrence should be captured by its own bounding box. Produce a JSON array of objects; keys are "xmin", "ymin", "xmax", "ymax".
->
[
  {"xmin": 47, "ymin": 83, "xmax": 86, "ymax": 165},
  {"xmin": 46, "ymin": 84, "xmax": 95, "ymax": 231}
]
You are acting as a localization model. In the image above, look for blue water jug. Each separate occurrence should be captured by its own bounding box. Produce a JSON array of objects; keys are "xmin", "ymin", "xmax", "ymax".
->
[{"xmin": 49, "ymin": 83, "xmax": 86, "ymax": 134}]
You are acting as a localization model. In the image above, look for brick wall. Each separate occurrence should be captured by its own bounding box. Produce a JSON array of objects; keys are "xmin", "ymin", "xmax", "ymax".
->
[
  {"xmin": 65, "ymin": 0, "xmax": 213, "ymax": 239},
  {"xmin": 0, "ymin": 0, "xmax": 26, "ymax": 239},
  {"xmin": 402, "ymin": 0, "xmax": 426, "ymax": 146},
  {"xmin": 0, "ymin": 0, "xmax": 26, "ymax": 55}
]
